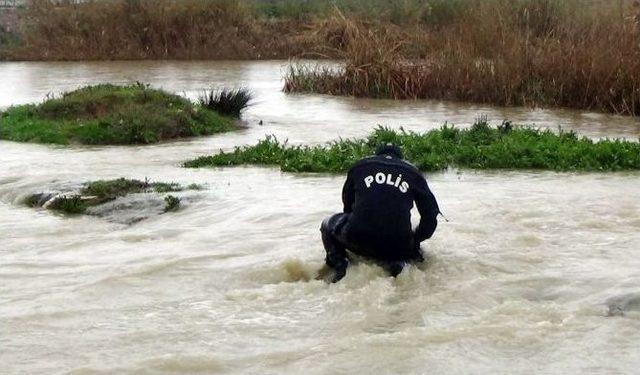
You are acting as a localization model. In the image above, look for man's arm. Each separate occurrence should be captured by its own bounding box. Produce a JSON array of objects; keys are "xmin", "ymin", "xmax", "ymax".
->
[
  {"xmin": 414, "ymin": 175, "xmax": 439, "ymax": 243},
  {"xmin": 341, "ymin": 172, "xmax": 355, "ymax": 213}
]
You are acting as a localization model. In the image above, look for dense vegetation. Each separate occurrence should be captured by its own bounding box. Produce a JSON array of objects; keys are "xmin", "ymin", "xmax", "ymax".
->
[
  {"xmin": 184, "ymin": 120, "xmax": 640, "ymax": 172},
  {"xmin": 2, "ymin": 0, "xmax": 640, "ymax": 115},
  {"xmin": 0, "ymin": 83, "xmax": 238, "ymax": 145},
  {"xmin": 1, "ymin": 0, "xmax": 318, "ymax": 60},
  {"xmin": 1, "ymin": 0, "xmax": 467, "ymax": 60},
  {"xmin": 284, "ymin": 1, "xmax": 640, "ymax": 116}
]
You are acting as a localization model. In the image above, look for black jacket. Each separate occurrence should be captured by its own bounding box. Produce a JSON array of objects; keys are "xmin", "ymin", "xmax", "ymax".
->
[{"xmin": 341, "ymin": 154, "xmax": 439, "ymax": 259}]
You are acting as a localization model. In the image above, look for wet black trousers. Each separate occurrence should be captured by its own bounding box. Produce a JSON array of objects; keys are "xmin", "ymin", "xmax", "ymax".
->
[{"xmin": 320, "ymin": 213, "xmax": 423, "ymax": 272}]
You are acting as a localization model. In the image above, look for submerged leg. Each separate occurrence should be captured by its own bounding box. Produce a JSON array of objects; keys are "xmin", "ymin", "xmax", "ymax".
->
[
  {"xmin": 410, "ymin": 242, "xmax": 425, "ymax": 263},
  {"xmin": 380, "ymin": 241, "xmax": 422, "ymax": 277},
  {"xmin": 320, "ymin": 213, "xmax": 350, "ymax": 282},
  {"xmin": 383, "ymin": 260, "xmax": 405, "ymax": 277}
]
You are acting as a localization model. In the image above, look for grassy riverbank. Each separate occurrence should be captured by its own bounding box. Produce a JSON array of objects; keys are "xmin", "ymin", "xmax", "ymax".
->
[
  {"xmin": 184, "ymin": 120, "xmax": 640, "ymax": 172},
  {"xmin": 0, "ymin": 83, "xmax": 245, "ymax": 145}
]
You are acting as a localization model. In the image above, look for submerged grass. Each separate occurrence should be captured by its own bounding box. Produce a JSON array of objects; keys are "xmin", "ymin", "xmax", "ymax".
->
[
  {"xmin": 0, "ymin": 83, "xmax": 236, "ymax": 145},
  {"xmin": 82, "ymin": 178, "xmax": 200, "ymax": 199},
  {"xmin": 184, "ymin": 120, "xmax": 640, "ymax": 173},
  {"xmin": 81, "ymin": 178, "xmax": 150, "ymax": 201},
  {"xmin": 163, "ymin": 195, "xmax": 181, "ymax": 212},
  {"xmin": 152, "ymin": 182, "xmax": 184, "ymax": 193},
  {"xmin": 48, "ymin": 195, "xmax": 87, "ymax": 215},
  {"xmin": 25, "ymin": 178, "xmax": 201, "ymax": 215}
]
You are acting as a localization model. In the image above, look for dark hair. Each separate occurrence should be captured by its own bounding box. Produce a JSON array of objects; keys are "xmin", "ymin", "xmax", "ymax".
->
[{"xmin": 375, "ymin": 143, "xmax": 403, "ymax": 159}]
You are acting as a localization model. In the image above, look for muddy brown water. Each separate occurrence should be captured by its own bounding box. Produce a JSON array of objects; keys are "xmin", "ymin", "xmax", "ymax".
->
[{"xmin": 1, "ymin": 61, "xmax": 639, "ymax": 374}]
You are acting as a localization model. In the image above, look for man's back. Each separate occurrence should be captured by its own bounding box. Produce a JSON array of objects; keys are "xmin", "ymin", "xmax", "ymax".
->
[{"xmin": 342, "ymin": 154, "xmax": 438, "ymax": 260}]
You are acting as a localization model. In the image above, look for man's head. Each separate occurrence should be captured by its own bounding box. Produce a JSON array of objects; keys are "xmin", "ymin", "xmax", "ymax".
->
[{"xmin": 375, "ymin": 143, "xmax": 403, "ymax": 159}]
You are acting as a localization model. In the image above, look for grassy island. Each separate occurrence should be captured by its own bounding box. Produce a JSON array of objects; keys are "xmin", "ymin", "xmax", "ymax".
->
[
  {"xmin": 184, "ymin": 121, "xmax": 640, "ymax": 173},
  {"xmin": 0, "ymin": 83, "xmax": 245, "ymax": 145}
]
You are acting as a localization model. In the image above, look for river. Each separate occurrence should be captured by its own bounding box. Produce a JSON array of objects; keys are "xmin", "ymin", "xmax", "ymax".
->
[{"xmin": 1, "ymin": 61, "xmax": 639, "ymax": 374}]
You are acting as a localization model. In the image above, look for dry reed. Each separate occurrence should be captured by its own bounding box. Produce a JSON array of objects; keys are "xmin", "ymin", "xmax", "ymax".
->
[
  {"xmin": 12, "ymin": 0, "xmax": 322, "ymax": 60},
  {"xmin": 286, "ymin": 1, "xmax": 640, "ymax": 116}
]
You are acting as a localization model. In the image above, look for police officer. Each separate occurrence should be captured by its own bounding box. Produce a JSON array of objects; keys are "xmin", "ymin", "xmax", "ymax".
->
[{"xmin": 320, "ymin": 143, "xmax": 440, "ymax": 282}]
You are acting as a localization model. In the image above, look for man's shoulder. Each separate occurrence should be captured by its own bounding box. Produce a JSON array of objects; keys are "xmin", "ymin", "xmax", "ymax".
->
[
  {"xmin": 397, "ymin": 158, "xmax": 421, "ymax": 173},
  {"xmin": 350, "ymin": 155, "xmax": 376, "ymax": 168},
  {"xmin": 350, "ymin": 155, "xmax": 422, "ymax": 174}
]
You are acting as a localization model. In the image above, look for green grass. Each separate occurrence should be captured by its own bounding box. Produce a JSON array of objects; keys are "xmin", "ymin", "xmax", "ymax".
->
[
  {"xmin": 152, "ymin": 182, "xmax": 183, "ymax": 193},
  {"xmin": 47, "ymin": 195, "xmax": 87, "ymax": 214},
  {"xmin": 0, "ymin": 83, "xmax": 236, "ymax": 145},
  {"xmin": 81, "ymin": 178, "xmax": 150, "ymax": 199},
  {"xmin": 82, "ymin": 178, "xmax": 201, "ymax": 198},
  {"xmin": 184, "ymin": 120, "xmax": 640, "ymax": 172}
]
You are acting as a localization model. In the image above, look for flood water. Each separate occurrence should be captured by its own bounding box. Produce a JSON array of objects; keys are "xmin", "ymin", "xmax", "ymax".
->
[{"xmin": 1, "ymin": 61, "xmax": 640, "ymax": 374}]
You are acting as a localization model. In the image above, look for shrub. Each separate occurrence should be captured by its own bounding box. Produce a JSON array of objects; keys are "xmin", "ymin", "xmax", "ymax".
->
[{"xmin": 198, "ymin": 88, "xmax": 253, "ymax": 118}]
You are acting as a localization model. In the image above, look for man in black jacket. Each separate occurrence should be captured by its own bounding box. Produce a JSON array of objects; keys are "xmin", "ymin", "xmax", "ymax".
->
[{"xmin": 320, "ymin": 143, "xmax": 439, "ymax": 282}]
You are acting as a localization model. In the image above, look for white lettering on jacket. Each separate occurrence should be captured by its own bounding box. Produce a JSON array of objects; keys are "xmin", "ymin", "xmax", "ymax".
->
[{"xmin": 364, "ymin": 173, "xmax": 409, "ymax": 193}]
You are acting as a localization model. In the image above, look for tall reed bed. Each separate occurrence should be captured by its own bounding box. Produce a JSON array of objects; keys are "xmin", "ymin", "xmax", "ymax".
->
[
  {"xmin": 285, "ymin": 0, "xmax": 640, "ymax": 116},
  {"xmin": 13, "ymin": 0, "xmax": 320, "ymax": 60},
  {"xmin": 255, "ymin": 0, "xmax": 468, "ymax": 25},
  {"xmin": 8, "ymin": 0, "xmax": 640, "ymax": 116}
]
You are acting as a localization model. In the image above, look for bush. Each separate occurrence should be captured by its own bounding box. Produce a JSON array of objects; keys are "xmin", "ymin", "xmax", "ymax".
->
[{"xmin": 198, "ymin": 88, "xmax": 252, "ymax": 118}]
